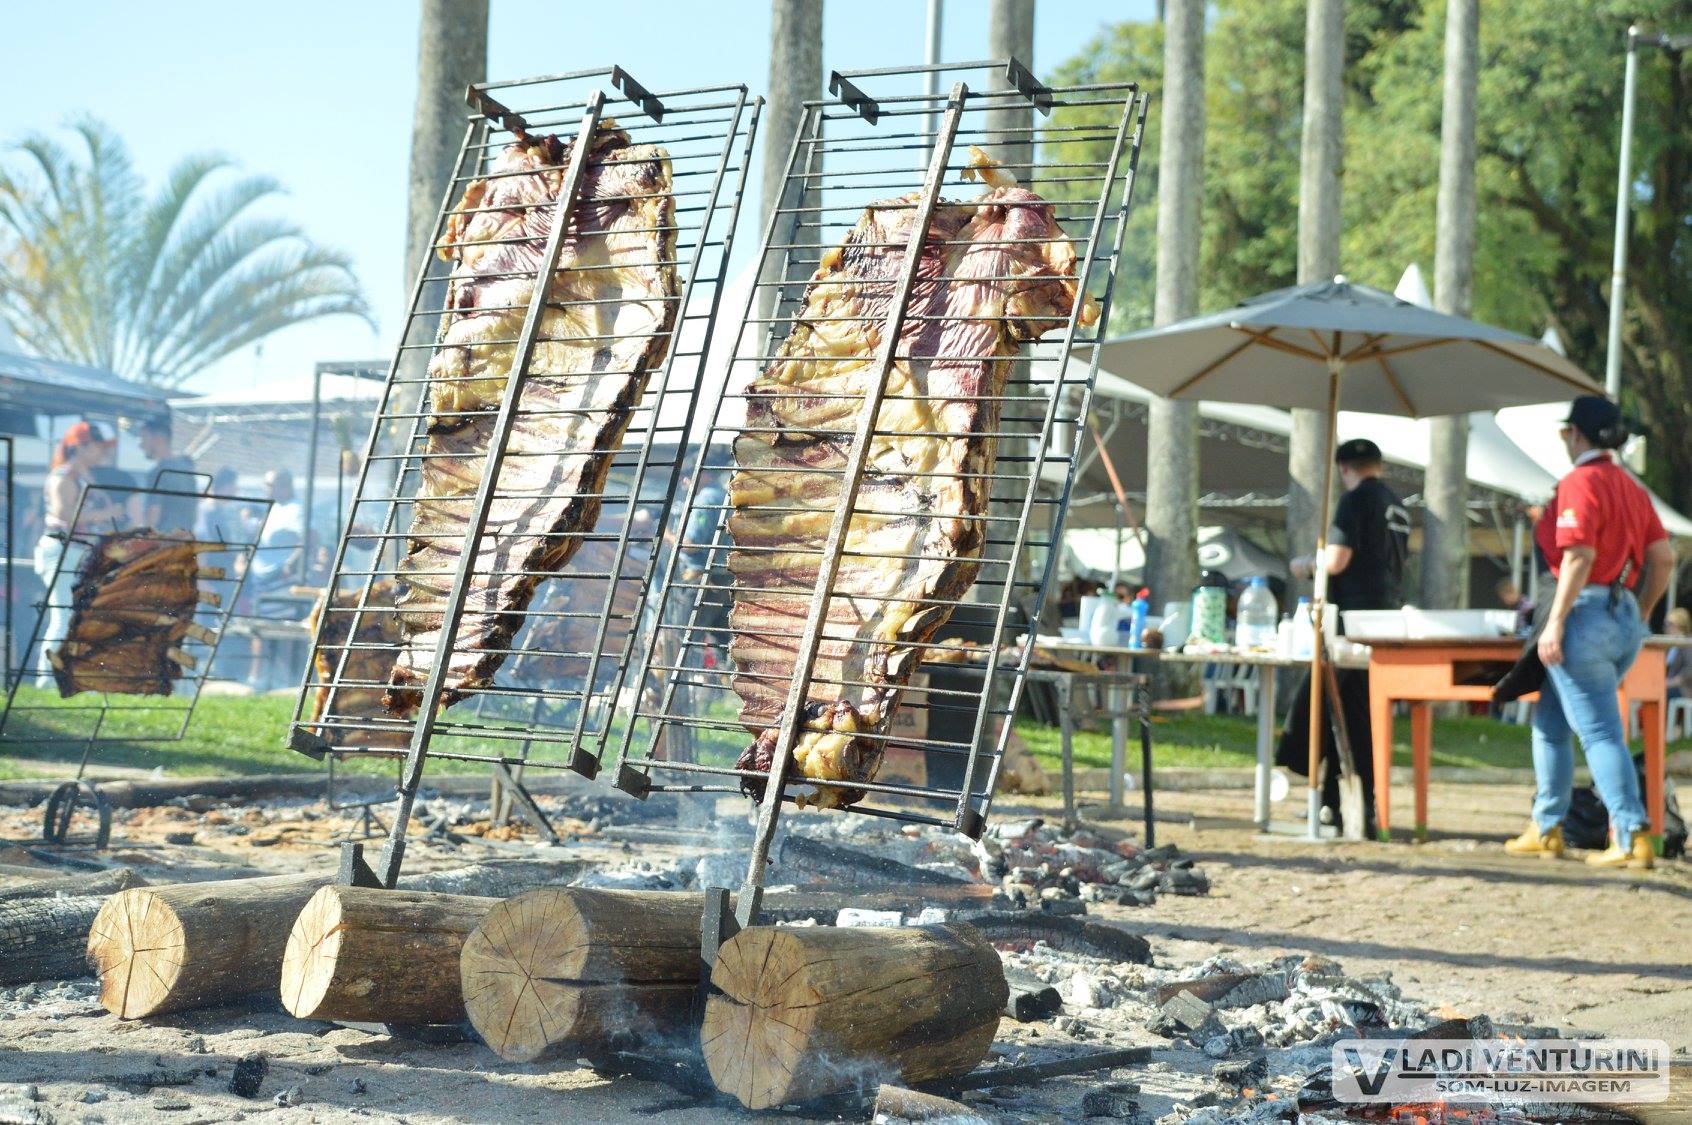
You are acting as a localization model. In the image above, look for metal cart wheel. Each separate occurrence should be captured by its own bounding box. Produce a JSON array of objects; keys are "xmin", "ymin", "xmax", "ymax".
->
[{"xmin": 42, "ymin": 779, "xmax": 112, "ymax": 849}]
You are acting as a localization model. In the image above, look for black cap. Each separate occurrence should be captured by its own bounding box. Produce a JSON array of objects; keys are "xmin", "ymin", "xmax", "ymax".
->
[
  {"xmin": 1334, "ymin": 438, "xmax": 1383, "ymax": 465},
  {"xmin": 1564, "ymin": 395, "xmax": 1627, "ymax": 448}
]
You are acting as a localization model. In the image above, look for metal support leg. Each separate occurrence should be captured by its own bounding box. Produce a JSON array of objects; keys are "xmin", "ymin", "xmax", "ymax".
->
[
  {"xmin": 1056, "ymin": 676, "xmax": 1076, "ymax": 832},
  {"xmin": 1108, "ymin": 676, "xmax": 1128, "ymax": 817},
  {"xmin": 1254, "ymin": 663, "xmax": 1277, "ymax": 831}
]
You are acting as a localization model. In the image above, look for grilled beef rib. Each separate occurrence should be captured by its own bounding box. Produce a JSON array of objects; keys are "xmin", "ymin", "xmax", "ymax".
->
[
  {"xmin": 48, "ymin": 530, "xmax": 220, "ymax": 698},
  {"xmin": 728, "ymin": 150, "xmax": 1096, "ymax": 809},
  {"xmin": 385, "ymin": 124, "xmax": 677, "ymax": 717}
]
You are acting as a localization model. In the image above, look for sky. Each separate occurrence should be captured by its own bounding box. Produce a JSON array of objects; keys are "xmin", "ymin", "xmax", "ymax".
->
[{"xmin": 3, "ymin": 0, "xmax": 1155, "ymax": 397}]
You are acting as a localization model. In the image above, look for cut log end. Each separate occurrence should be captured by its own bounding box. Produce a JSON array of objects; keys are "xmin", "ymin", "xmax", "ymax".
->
[
  {"xmin": 280, "ymin": 886, "xmax": 495, "ymax": 1026},
  {"xmin": 702, "ymin": 924, "xmax": 1007, "ymax": 1111},
  {"xmin": 88, "ymin": 890, "xmax": 186, "ymax": 1020},
  {"xmin": 279, "ymin": 886, "xmax": 345, "ymax": 1020},
  {"xmin": 460, "ymin": 887, "xmax": 702, "ymax": 1063}
]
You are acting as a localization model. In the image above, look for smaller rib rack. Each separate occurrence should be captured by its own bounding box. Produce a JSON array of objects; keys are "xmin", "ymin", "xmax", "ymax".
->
[{"xmin": 48, "ymin": 529, "xmax": 222, "ymax": 697}]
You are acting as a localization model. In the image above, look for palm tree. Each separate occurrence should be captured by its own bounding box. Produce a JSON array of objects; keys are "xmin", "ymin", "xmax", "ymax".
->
[{"xmin": 0, "ymin": 118, "xmax": 369, "ymax": 387}]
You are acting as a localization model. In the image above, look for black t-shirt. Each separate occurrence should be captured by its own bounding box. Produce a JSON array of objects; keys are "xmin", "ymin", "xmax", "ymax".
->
[
  {"xmin": 1328, "ymin": 476, "xmax": 1410, "ymax": 611},
  {"xmin": 147, "ymin": 455, "xmax": 200, "ymax": 531}
]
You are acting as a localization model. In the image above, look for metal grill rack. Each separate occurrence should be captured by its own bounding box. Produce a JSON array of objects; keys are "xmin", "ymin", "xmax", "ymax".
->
[
  {"xmin": 612, "ymin": 59, "xmax": 1149, "ymax": 934},
  {"xmin": 285, "ymin": 68, "xmax": 761, "ymax": 886},
  {"xmin": 0, "ymin": 478, "xmax": 269, "ymax": 846}
]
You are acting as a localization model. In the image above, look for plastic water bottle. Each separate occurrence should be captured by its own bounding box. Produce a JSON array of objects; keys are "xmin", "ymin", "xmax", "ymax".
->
[
  {"xmin": 1127, "ymin": 588, "xmax": 1150, "ymax": 648},
  {"xmin": 1289, "ymin": 597, "xmax": 1316, "ymax": 659},
  {"xmin": 1235, "ymin": 577, "xmax": 1277, "ymax": 650}
]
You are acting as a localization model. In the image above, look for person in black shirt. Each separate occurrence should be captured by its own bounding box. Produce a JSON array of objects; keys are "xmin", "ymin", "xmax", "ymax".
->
[
  {"xmin": 138, "ymin": 415, "xmax": 199, "ymax": 533},
  {"xmin": 1276, "ymin": 439, "xmax": 1409, "ymax": 832}
]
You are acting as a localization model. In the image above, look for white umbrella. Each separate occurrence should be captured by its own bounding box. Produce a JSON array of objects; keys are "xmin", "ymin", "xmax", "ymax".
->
[{"xmin": 1093, "ymin": 276, "xmax": 1604, "ymax": 838}]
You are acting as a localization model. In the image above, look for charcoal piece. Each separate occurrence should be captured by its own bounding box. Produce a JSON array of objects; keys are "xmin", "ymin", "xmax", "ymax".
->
[
  {"xmin": 1080, "ymin": 1089, "xmax": 1140, "ymax": 1118},
  {"xmin": 228, "ymin": 1052, "xmax": 267, "ymax": 1099},
  {"xmin": 1213, "ymin": 1053, "xmax": 1269, "ymax": 1088},
  {"xmin": 1159, "ymin": 989, "xmax": 1213, "ymax": 1032}
]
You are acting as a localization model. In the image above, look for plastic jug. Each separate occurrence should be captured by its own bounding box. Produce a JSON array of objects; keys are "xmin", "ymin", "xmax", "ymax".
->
[
  {"xmin": 1289, "ymin": 597, "xmax": 1316, "ymax": 659},
  {"xmin": 1089, "ymin": 598, "xmax": 1125, "ymax": 647},
  {"xmin": 1235, "ymin": 576, "xmax": 1277, "ymax": 650}
]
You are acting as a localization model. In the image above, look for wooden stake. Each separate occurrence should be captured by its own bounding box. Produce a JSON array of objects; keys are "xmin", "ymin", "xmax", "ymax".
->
[
  {"xmin": 459, "ymin": 888, "xmax": 703, "ymax": 1063},
  {"xmin": 701, "ymin": 923, "xmax": 1007, "ymax": 1110},
  {"xmin": 281, "ymin": 886, "xmax": 494, "ymax": 1024}
]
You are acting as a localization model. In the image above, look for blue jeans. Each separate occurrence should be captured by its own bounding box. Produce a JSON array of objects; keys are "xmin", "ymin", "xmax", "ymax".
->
[{"xmin": 1531, "ymin": 586, "xmax": 1649, "ymax": 848}]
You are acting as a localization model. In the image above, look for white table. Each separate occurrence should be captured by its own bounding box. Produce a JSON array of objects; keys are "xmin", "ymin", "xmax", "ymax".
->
[{"xmin": 1036, "ymin": 640, "xmax": 1364, "ymax": 832}]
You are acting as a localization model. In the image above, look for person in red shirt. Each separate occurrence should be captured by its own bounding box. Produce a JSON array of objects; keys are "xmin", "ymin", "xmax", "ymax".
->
[{"xmin": 1505, "ymin": 396, "xmax": 1670, "ymax": 869}]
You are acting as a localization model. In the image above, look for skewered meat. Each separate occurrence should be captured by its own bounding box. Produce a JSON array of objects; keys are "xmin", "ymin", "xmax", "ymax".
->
[
  {"xmin": 47, "ymin": 530, "xmax": 221, "ymax": 698},
  {"xmin": 728, "ymin": 150, "xmax": 1096, "ymax": 809},
  {"xmin": 385, "ymin": 123, "xmax": 677, "ymax": 717},
  {"xmin": 309, "ymin": 583, "xmax": 410, "ymax": 747}
]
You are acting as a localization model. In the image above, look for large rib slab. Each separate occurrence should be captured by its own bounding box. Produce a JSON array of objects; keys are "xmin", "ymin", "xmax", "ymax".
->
[
  {"xmin": 386, "ymin": 124, "xmax": 677, "ymax": 717},
  {"xmin": 728, "ymin": 151, "xmax": 1096, "ymax": 808}
]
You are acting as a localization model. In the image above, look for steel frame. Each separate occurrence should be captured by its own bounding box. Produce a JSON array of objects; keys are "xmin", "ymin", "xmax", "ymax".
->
[
  {"xmin": 0, "ymin": 477, "xmax": 269, "ymax": 846},
  {"xmin": 284, "ymin": 68, "xmax": 761, "ymax": 886},
  {"xmin": 609, "ymin": 59, "xmax": 1149, "ymax": 944}
]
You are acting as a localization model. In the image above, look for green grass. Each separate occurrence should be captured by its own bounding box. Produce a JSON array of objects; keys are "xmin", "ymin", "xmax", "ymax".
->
[
  {"xmin": 1017, "ymin": 711, "xmax": 1692, "ymax": 775},
  {"xmin": 2, "ymin": 685, "xmax": 1683, "ymax": 783}
]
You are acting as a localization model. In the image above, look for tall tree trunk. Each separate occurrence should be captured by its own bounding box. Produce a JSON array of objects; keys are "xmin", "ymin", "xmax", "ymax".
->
[
  {"xmin": 983, "ymin": 0, "xmax": 1037, "ymax": 605},
  {"xmin": 1145, "ymin": 0, "xmax": 1205, "ymax": 645},
  {"xmin": 759, "ymin": 0, "xmax": 824, "ymax": 326},
  {"xmin": 1423, "ymin": 0, "xmax": 1478, "ymax": 610},
  {"xmin": 1288, "ymin": 0, "xmax": 1345, "ymax": 593},
  {"xmin": 388, "ymin": 0, "xmax": 488, "ymax": 556}
]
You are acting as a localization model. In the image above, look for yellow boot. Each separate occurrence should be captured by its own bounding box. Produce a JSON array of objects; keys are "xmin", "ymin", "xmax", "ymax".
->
[
  {"xmin": 1504, "ymin": 821, "xmax": 1565, "ymax": 858},
  {"xmin": 1584, "ymin": 833, "xmax": 1655, "ymax": 870}
]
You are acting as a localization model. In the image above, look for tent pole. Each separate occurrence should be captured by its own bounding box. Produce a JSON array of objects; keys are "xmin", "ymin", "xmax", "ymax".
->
[
  {"xmin": 1510, "ymin": 511, "xmax": 1526, "ymax": 593},
  {"xmin": 1308, "ymin": 363, "xmax": 1341, "ymax": 839}
]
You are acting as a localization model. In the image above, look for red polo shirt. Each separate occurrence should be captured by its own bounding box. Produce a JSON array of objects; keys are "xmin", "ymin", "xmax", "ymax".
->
[{"xmin": 1534, "ymin": 452, "xmax": 1665, "ymax": 587}]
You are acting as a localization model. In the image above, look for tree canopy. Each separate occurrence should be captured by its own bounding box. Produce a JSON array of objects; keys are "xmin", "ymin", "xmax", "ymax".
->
[
  {"xmin": 0, "ymin": 118, "xmax": 370, "ymax": 388},
  {"xmin": 1049, "ymin": 0, "xmax": 1692, "ymax": 507}
]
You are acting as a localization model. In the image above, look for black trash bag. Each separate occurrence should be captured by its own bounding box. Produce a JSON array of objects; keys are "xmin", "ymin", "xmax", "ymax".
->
[{"xmin": 1560, "ymin": 758, "xmax": 1686, "ymax": 858}]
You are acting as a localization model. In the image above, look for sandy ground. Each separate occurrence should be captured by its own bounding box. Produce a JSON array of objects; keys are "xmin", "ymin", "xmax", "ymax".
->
[{"xmin": 0, "ymin": 775, "xmax": 1686, "ymax": 1122}]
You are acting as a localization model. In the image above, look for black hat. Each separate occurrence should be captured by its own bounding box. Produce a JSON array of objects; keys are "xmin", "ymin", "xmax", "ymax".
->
[
  {"xmin": 1334, "ymin": 438, "xmax": 1383, "ymax": 465},
  {"xmin": 1564, "ymin": 395, "xmax": 1628, "ymax": 449}
]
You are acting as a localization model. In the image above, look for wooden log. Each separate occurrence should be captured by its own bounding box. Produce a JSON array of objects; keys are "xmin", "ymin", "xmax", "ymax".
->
[
  {"xmin": 701, "ymin": 923, "xmax": 1008, "ymax": 1110},
  {"xmin": 86, "ymin": 862, "xmax": 584, "ymax": 1019},
  {"xmin": 281, "ymin": 887, "xmax": 494, "ymax": 1024},
  {"xmin": 0, "ymin": 894, "xmax": 107, "ymax": 985},
  {"xmin": 871, "ymin": 1084, "xmax": 992, "ymax": 1124},
  {"xmin": 0, "ymin": 867, "xmax": 143, "ymax": 901},
  {"xmin": 88, "ymin": 873, "xmax": 323, "ymax": 1018},
  {"xmin": 460, "ymin": 887, "xmax": 703, "ymax": 1062}
]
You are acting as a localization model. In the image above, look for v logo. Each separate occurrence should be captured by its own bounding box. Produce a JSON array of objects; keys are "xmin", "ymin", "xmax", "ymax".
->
[{"xmin": 1343, "ymin": 1047, "xmax": 1397, "ymax": 1096}]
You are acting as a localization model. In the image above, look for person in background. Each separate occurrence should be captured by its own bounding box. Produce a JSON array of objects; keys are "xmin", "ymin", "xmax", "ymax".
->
[
  {"xmin": 137, "ymin": 414, "xmax": 198, "ymax": 532},
  {"xmin": 1277, "ymin": 438, "xmax": 1411, "ymax": 834},
  {"xmin": 1505, "ymin": 396, "xmax": 1670, "ymax": 869},
  {"xmin": 1663, "ymin": 607, "xmax": 1692, "ymax": 702},
  {"xmin": 1495, "ymin": 576, "xmax": 1535, "ymax": 636},
  {"xmin": 34, "ymin": 422, "xmax": 115, "ymax": 686},
  {"xmin": 195, "ymin": 467, "xmax": 245, "ymax": 544},
  {"xmin": 248, "ymin": 469, "xmax": 303, "ymax": 593},
  {"xmin": 1112, "ymin": 580, "xmax": 1131, "ymax": 602}
]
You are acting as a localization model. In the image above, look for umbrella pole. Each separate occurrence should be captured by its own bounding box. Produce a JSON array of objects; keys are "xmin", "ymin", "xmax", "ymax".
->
[{"xmin": 1307, "ymin": 365, "xmax": 1342, "ymax": 839}]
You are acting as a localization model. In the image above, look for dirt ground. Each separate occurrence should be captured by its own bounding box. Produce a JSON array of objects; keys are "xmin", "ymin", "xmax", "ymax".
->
[{"xmin": 0, "ymin": 775, "xmax": 1686, "ymax": 1122}]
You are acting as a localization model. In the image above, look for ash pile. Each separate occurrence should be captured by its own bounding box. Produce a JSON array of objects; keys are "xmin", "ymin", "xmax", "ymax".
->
[{"xmin": 986, "ymin": 943, "xmax": 1560, "ymax": 1124}]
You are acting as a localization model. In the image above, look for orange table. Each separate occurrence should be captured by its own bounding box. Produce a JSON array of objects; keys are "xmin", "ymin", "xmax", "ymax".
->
[{"xmin": 1366, "ymin": 637, "xmax": 1668, "ymax": 846}]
